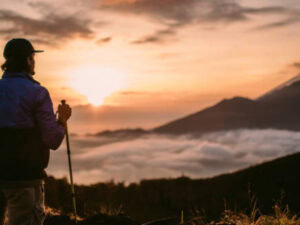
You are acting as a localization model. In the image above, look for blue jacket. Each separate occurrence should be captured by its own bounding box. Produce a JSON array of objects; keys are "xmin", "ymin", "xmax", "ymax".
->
[{"xmin": 0, "ymin": 71, "xmax": 65, "ymax": 180}]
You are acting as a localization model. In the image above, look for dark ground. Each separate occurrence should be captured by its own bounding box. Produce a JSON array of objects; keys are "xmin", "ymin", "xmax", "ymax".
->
[
  {"xmin": 44, "ymin": 214, "xmax": 141, "ymax": 225},
  {"xmin": 44, "ymin": 214, "xmax": 181, "ymax": 225}
]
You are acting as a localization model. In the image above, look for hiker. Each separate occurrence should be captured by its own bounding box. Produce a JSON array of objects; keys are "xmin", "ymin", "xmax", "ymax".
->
[{"xmin": 0, "ymin": 38, "xmax": 71, "ymax": 225}]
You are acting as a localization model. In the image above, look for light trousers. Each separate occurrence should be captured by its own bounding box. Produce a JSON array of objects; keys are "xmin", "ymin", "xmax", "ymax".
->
[{"xmin": 0, "ymin": 183, "xmax": 45, "ymax": 225}]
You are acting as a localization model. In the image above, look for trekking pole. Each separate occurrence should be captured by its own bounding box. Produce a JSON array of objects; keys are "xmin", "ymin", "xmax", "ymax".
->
[{"xmin": 61, "ymin": 100, "xmax": 78, "ymax": 224}]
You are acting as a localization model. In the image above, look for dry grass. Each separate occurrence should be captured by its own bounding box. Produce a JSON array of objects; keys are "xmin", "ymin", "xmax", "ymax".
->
[
  {"xmin": 214, "ymin": 204, "xmax": 300, "ymax": 225},
  {"xmin": 188, "ymin": 194, "xmax": 300, "ymax": 225}
]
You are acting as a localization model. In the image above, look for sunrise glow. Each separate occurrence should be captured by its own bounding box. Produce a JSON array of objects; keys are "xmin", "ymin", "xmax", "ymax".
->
[{"xmin": 68, "ymin": 65, "xmax": 128, "ymax": 106}]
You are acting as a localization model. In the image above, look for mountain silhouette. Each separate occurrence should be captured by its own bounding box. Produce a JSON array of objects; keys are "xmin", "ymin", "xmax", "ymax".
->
[
  {"xmin": 153, "ymin": 75, "xmax": 300, "ymax": 134},
  {"xmin": 257, "ymin": 74, "xmax": 300, "ymax": 101}
]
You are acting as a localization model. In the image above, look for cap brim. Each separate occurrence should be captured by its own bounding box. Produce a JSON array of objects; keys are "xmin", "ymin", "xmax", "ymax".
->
[{"xmin": 34, "ymin": 50, "xmax": 44, "ymax": 53}]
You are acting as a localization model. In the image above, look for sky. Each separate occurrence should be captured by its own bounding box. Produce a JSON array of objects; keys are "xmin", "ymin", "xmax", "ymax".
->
[{"xmin": 1, "ymin": 0, "xmax": 300, "ymax": 134}]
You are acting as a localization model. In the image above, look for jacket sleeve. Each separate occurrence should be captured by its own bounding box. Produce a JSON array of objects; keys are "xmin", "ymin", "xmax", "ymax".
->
[{"xmin": 34, "ymin": 87, "xmax": 65, "ymax": 150}]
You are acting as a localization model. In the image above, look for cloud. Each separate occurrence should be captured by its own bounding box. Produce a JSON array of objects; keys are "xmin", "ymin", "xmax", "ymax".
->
[
  {"xmin": 96, "ymin": 36, "xmax": 112, "ymax": 44},
  {"xmin": 100, "ymin": 0, "xmax": 292, "ymax": 26},
  {"xmin": 95, "ymin": 0, "xmax": 299, "ymax": 44},
  {"xmin": 242, "ymin": 6, "xmax": 288, "ymax": 15},
  {"xmin": 0, "ymin": 27, "xmax": 19, "ymax": 35},
  {"xmin": 241, "ymin": 6, "xmax": 300, "ymax": 30},
  {"xmin": 132, "ymin": 36, "xmax": 162, "ymax": 44},
  {"xmin": 254, "ymin": 18, "xmax": 299, "ymax": 30},
  {"xmin": 292, "ymin": 62, "xmax": 300, "ymax": 69},
  {"xmin": 101, "ymin": 0, "xmax": 242, "ymax": 25},
  {"xmin": 47, "ymin": 129, "xmax": 300, "ymax": 184},
  {"xmin": 131, "ymin": 28, "xmax": 176, "ymax": 44},
  {"xmin": 0, "ymin": 8, "xmax": 94, "ymax": 45}
]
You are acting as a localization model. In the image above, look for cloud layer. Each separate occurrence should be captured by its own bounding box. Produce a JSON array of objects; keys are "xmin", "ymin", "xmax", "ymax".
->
[
  {"xmin": 0, "ymin": 5, "xmax": 94, "ymax": 45},
  {"xmin": 47, "ymin": 129, "xmax": 300, "ymax": 184},
  {"xmin": 98, "ymin": 0, "xmax": 299, "ymax": 44},
  {"xmin": 0, "ymin": 0, "xmax": 298, "ymax": 46},
  {"xmin": 101, "ymin": 0, "xmax": 295, "ymax": 25},
  {"xmin": 102, "ymin": 0, "xmax": 247, "ymax": 24}
]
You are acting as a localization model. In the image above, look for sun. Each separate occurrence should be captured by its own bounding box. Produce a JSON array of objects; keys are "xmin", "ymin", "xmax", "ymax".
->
[{"xmin": 68, "ymin": 65, "xmax": 127, "ymax": 106}]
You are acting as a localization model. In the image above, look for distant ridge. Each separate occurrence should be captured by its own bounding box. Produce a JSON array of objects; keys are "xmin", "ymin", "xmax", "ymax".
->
[
  {"xmin": 153, "ymin": 75, "xmax": 300, "ymax": 134},
  {"xmin": 257, "ymin": 74, "xmax": 300, "ymax": 101},
  {"xmin": 89, "ymin": 128, "xmax": 147, "ymax": 138}
]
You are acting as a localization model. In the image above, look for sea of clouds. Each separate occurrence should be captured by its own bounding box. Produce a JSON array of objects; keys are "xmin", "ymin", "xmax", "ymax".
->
[{"xmin": 47, "ymin": 129, "xmax": 300, "ymax": 185}]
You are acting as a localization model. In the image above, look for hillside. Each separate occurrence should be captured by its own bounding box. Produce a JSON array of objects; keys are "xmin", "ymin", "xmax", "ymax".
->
[
  {"xmin": 153, "ymin": 79, "xmax": 300, "ymax": 134},
  {"xmin": 44, "ymin": 152, "xmax": 300, "ymax": 223}
]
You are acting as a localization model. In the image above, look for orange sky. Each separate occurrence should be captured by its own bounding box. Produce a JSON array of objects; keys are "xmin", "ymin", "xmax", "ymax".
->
[{"xmin": 1, "ymin": 0, "xmax": 300, "ymax": 134}]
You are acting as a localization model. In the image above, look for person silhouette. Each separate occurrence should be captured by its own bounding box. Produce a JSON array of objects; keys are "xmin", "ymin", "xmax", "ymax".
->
[{"xmin": 0, "ymin": 38, "xmax": 71, "ymax": 225}]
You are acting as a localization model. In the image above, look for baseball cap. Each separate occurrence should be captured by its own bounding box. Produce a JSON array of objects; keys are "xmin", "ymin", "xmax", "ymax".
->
[{"xmin": 3, "ymin": 38, "xmax": 44, "ymax": 59}]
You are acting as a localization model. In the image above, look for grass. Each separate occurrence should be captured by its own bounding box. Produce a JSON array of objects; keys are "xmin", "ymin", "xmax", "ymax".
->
[
  {"xmin": 42, "ymin": 202, "xmax": 300, "ymax": 225},
  {"xmin": 42, "ymin": 188, "xmax": 300, "ymax": 225},
  {"xmin": 187, "ymin": 192, "xmax": 300, "ymax": 225},
  {"xmin": 213, "ymin": 204, "xmax": 300, "ymax": 225},
  {"xmin": 99, "ymin": 203, "xmax": 124, "ymax": 216}
]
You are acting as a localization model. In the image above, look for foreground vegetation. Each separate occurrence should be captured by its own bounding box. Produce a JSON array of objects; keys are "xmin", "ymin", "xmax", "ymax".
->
[
  {"xmin": 43, "ymin": 202, "xmax": 300, "ymax": 225},
  {"xmin": 44, "ymin": 152, "xmax": 300, "ymax": 223},
  {"xmin": 215, "ymin": 206, "xmax": 300, "ymax": 225}
]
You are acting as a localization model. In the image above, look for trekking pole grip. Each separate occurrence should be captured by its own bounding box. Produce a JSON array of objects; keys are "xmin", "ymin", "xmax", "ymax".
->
[{"xmin": 59, "ymin": 100, "xmax": 68, "ymax": 128}]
